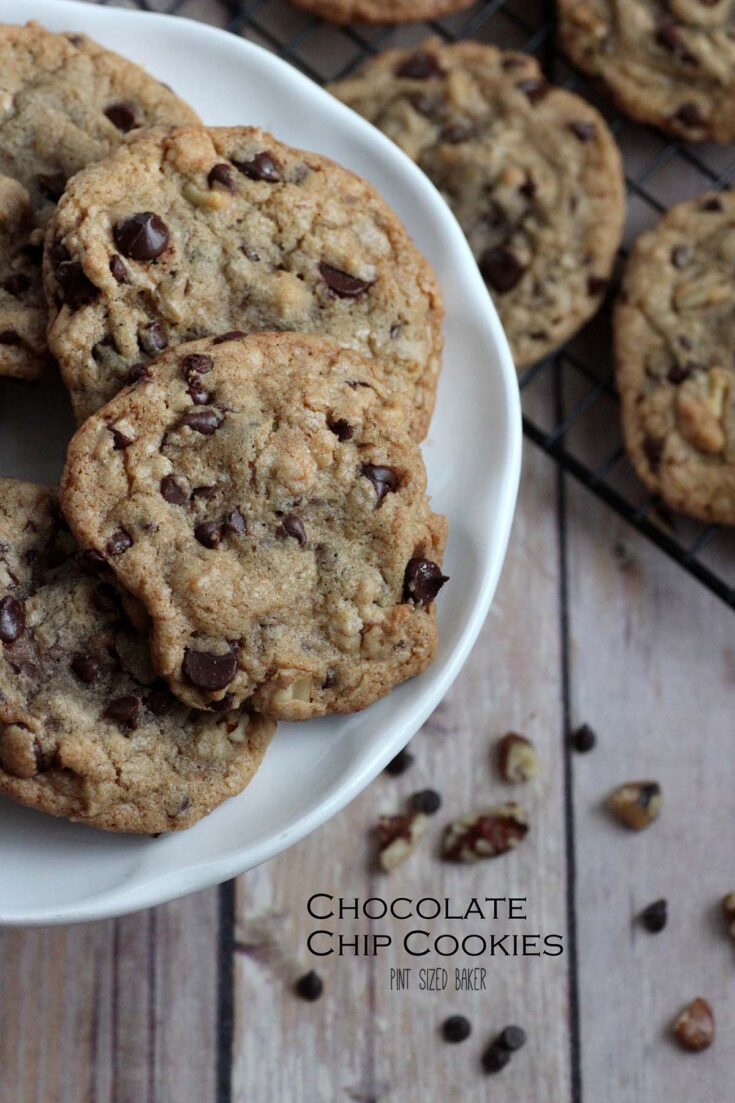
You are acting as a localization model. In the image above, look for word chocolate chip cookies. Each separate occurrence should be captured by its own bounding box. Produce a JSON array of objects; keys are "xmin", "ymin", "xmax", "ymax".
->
[
  {"xmin": 0, "ymin": 21, "xmax": 199, "ymax": 380},
  {"xmin": 61, "ymin": 333, "xmax": 447, "ymax": 719},
  {"xmin": 615, "ymin": 192, "xmax": 735, "ymax": 525},
  {"xmin": 558, "ymin": 0, "xmax": 735, "ymax": 142},
  {"xmin": 0, "ymin": 479, "xmax": 274, "ymax": 832},
  {"xmin": 330, "ymin": 40, "xmax": 624, "ymax": 368},
  {"xmin": 44, "ymin": 124, "xmax": 443, "ymax": 437}
]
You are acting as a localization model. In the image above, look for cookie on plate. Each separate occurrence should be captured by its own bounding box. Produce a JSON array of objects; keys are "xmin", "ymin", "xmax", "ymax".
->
[
  {"xmin": 61, "ymin": 333, "xmax": 448, "ymax": 719},
  {"xmin": 44, "ymin": 125, "xmax": 443, "ymax": 438},
  {"xmin": 330, "ymin": 39, "xmax": 625, "ymax": 368},
  {"xmin": 558, "ymin": 0, "xmax": 735, "ymax": 143},
  {"xmin": 0, "ymin": 479, "xmax": 274, "ymax": 833},
  {"xmin": 0, "ymin": 20, "xmax": 200, "ymax": 380},
  {"xmin": 0, "ymin": 174, "xmax": 47, "ymax": 380},
  {"xmin": 289, "ymin": 0, "xmax": 473, "ymax": 27},
  {"xmin": 615, "ymin": 192, "xmax": 735, "ymax": 525}
]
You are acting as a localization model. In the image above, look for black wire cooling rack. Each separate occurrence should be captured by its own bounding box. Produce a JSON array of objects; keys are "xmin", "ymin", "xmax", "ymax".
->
[{"xmin": 94, "ymin": 0, "xmax": 735, "ymax": 608}]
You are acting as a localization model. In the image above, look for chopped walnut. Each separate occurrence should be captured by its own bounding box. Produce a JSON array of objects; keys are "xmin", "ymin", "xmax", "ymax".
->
[
  {"xmin": 607, "ymin": 780, "xmax": 661, "ymax": 830},
  {"xmin": 377, "ymin": 811, "xmax": 427, "ymax": 872},
  {"xmin": 497, "ymin": 732, "xmax": 538, "ymax": 784},
  {"xmin": 672, "ymin": 998, "xmax": 715, "ymax": 1052},
  {"xmin": 442, "ymin": 803, "xmax": 529, "ymax": 863}
]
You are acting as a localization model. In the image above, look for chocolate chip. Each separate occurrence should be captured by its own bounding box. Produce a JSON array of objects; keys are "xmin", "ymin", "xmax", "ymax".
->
[
  {"xmin": 277, "ymin": 514, "xmax": 307, "ymax": 546},
  {"xmin": 140, "ymin": 322, "xmax": 167, "ymax": 355},
  {"xmin": 208, "ymin": 163, "xmax": 236, "ymax": 192},
  {"xmin": 106, "ymin": 529, "xmax": 133, "ymax": 557},
  {"xmin": 182, "ymin": 354, "xmax": 213, "ymax": 378},
  {"xmin": 109, "ymin": 255, "xmax": 128, "ymax": 283},
  {"xmin": 55, "ymin": 259, "xmax": 99, "ymax": 309},
  {"xmin": 671, "ymin": 245, "xmax": 691, "ymax": 269},
  {"xmin": 519, "ymin": 174, "xmax": 537, "ymax": 199},
  {"xmin": 113, "ymin": 212, "xmax": 169, "ymax": 261},
  {"xmin": 516, "ymin": 78, "xmax": 549, "ymax": 104},
  {"xmin": 481, "ymin": 1043, "xmax": 511, "ymax": 1074},
  {"xmin": 110, "ymin": 427, "xmax": 133, "ymax": 450},
  {"xmin": 672, "ymin": 102, "xmax": 706, "ymax": 130},
  {"xmin": 127, "ymin": 362, "xmax": 151, "ymax": 385},
  {"xmin": 319, "ymin": 262, "xmax": 372, "ymax": 299},
  {"xmin": 643, "ymin": 436, "xmax": 663, "ymax": 473},
  {"xmin": 587, "ymin": 276, "xmax": 608, "ymax": 296},
  {"xmin": 0, "ymin": 330, "xmax": 20, "ymax": 345},
  {"xmin": 160, "ymin": 475, "xmax": 188, "ymax": 505},
  {"xmin": 233, "ymin": 152, "xmax": 280, "ymax": 182},
  {"xmin": 701, "ymin": 196, "xmax": 723, "ymax": 212},
  {"xmin": 403, "ymin": 558, "xmax": 448, "ymax": 606},
  {"xmin": 225, "ymin": 508, "xmax": 247, "ymax": 535},
  {"xmin": 78, "ymin": 549, "xmax": 107, "ymax": 574},
  {"xmin": 570, "ymin": 723, "xmax": 597, "ymax": 753},
  {"xmin": 212, "ymin": 331, "xmax": 246, "ymax": 344},
  {"xmin": 361, "ymin": 464, "xmax": 399, "ymax": 504},
  {"xmin": 0, "ymin": 595, "xmax": 24, "ymax": 642},
  {"xmin": 328, "ymin": 417, "xmax": 353, "ymax": 441},
  {"xmin": 640, "ymin": 898, "xmax": 668, "ymax": 933},
  {"xmin": 3, "ymin": 273, "xmax": 29, "ymax": 297},
  {"xmin": 195, "ymin": 521, "xmax": 224, "ymax": 549},
  {"xmin": 656, "ymin": 24, "xmax": 697, "ymax": 64},
  {"xmin": 568, "ymin": 120, "xmax": 597, "ymax": 141},
  {"xmin": 180, "ymin": 409, "xmax": 222, "ymax": 434},
  {"xmin": 103, "ymin": 695, "xmax": 140, "ymax": 727},
  {"xmin": 182, "ymin": 647, "xmax": 238, "ymax": 690},
  {"xmin": 395, "ymin": 52, "xmax": 443, "ymax": 79},
  {"xmin": 668, "ymin": 363, "xmax": 693, "ymax": 384},
  {"xmin": 442, "ymin": 1016, "xmax": 471, "ymax": 1043},
  {"xmin": 104, "ymin": 102, "xmax": 137, "ymax": 132},
  {"xmin": 146, "ymin": 685, "xmax": 173, "ymax": 716},
  {"xmin": 384, "ymin": 748, "xmax": 414, "ymax": 776},
  {"xmin": 71, "ymin": 653, "xmax": 100, "ymax": 683},
  {"xmin": 410, "ymin": 789, "xmax": 441, "ymax": 815},
  {"xmin": 37, "ymin": 173, "xmax": 66, "ymax": 202},
  {"xmin": 295, "ymin": 971, "xmax": 323, "ymax": 1001},
  {"xmin": 480, "ymin": 246, "xmax": 525, "ymax": 294},
  {"xmin": 498, "ymin": 1025, "xmax": 526, "ymax": 1052}
]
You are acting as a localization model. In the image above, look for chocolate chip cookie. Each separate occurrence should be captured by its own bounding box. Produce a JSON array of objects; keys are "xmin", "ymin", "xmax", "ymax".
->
[
  {"xmin": 330, "ymin": 40, "xmax": 625, "ymax": 368},
  {"xmin": 0, "ymin": 20, "xmax": 199, "ymax": 379},
  {"xmin": 60, "ymin": 333, "xmax": 448, "ymax": 718},
  {"xmin": 44, "ymin": 125, "xmax": 443, "ymax": 437},
  {"xmin": 558, "ymin": 0, "xmax": 735, "ymax": 142},
  {"xmin": 615, "ymin": 192, "xmax": 735, "ymax": 525},
  {"xmin": 0, "ymin": 478, "xmax": 274, "ymax": 833},
  {"xmin": 289, "ymin": 0, "xmax": 473, "ymax": 26}
]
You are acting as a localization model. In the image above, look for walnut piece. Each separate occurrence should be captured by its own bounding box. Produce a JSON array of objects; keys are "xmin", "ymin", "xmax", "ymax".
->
[
  {"xmin": 607, "ymin": 780, "xmax": 661, "ymax": 830},
  {"xmin": 672, "ymin": 998, "xmax": 715, "ymax": 1052},
  {"xmin": 497, "ymin": 732, "xmax": 538, "ymax": 784},
  {"xmin": 377, "ymin": 811, "xmax": 427, "ymax": 872},
  {"xmin": 442, "ymin": 802, "xmax": 529, "ymax": 863}
]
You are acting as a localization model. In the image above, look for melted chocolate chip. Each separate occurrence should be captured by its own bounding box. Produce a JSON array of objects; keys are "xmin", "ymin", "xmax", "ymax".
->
[
  {"xmin": 3, "ymin": 273, "xmax": 29, "ymax": 297},
  {"xmin": 113, "ymin": 212, "xmax": 169, "ymax": 261},
  {"xmin": 208, "ymin": 163, "xmax": 236, "ymax": 192},
  {"xmin": 103, "ymin": 695, "xmax": 140, "ymax": 727},
  {"xmin": 104, "ymin": 102, "xmax": 137, "ymax": 132},
  {"xmin": 160, "ymin": 474, "xmax": 188, "ymax": 504},
  {"xmin": 180, "ymin": 409, "xmax": 222, "ymax": 434},
  {"xmin": 109, "ymin": 254, "xmax": 128, "ymax": 283},
  {"xmin": 195, "ymin": 521, "xmax": 224, "ymax": 549},
  {"xmin": 403, "ymin": 558, "xmax": 448, "ymax": 606},
  {"xmin": 183, "ymin": 647, "xmax": 238, "ymax": 691},
  {"xmin": 140, "ymin": 322, "xmax": 167, "ymax": 355},
  {"xmin": 361, "ymin": 464, "xmax": 399, "ymax": 504},
  {"xmin": 111, "ymin": 427, "xmax": 133, "ymax": 450},
  {"xmin": 146, "ymin": 685, "xmax": 173, "ymax": 716},
  {"xmin": 568, "ymin": 120, "xmax": 597, "ymax": 141},
  {"xmin": 106, "ymin": 529, "xmax": 133, "ymax": 557},
  {"xmin": 233, "ymin": 152, "xmax": 280, "ymax": 182},
  {"xmin": 319, "ymin": 262, "xmax": 372, "ymax": 299},
  {"xmin": 395, "ymin": 52, "xmax": 443, "ymax": 80},
  {"xmin": 225, "ymin": 508, "xmax": 247, "ymax": 535},
  {"xmin": 671, "ymin": 245, "xmax": 691, "ymax": 268},
  {"xmin": 55, "ymin": 259, "xmax": 99, "ymax": 309},
  {"xmin": 673, "ymin": 102, "xmax": 706, "ymax": 129},
  {"xmin": 0, "ymin": 595, "xmax": 24, "ymax": 642},
  {"xmin": 479, "ymin": 247, "xmax": 525, "ymax": 294},
  {"xmin": 328, "ymin": 417, "xmax": 353, "ymax": 441},
  {"xmin": 277, "ymin": 514, "xmax": 307, "ymax": 546},
  {"xmin": 182, "ymin": 354, "xmax": 213, "ymax": 378},
  {"xmin": 516, "ymin": 78, "xmax": 549, "ymax": 104},
  {"xmin": 127, "ymin": 362, "xmax": 151, "ymax": 385},
  {"xmin": 71, "ymin": 653, "xmax": 100, "ymax": 683},
  {"xmin": 212, "ymin": 331, "xmax": 246, "ymax": 344}
]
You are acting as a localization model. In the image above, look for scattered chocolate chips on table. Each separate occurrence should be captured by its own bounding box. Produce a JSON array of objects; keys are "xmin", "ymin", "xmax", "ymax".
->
[
  {"xmin": 672, "ymin": 998, "xmax": 715, "ymax": 1052},
  {"xmin": 410, "ymin": 788, "xmax": 442, "ymax": 815},
  {"xmin": 607, "ymin": 780, "xmax": 662, "ymax": 831},
  {"xmin": 481, "ymin": 1042, "xmax": 511, "ymax": 1075},
  {"xmin": 570, "ymin": 722, "xmax": 596, "ymax": 753},
  {"xmin": 384, "ymin": 747, "xmax": 414, "ymax": 776},
  {"xmin": 442, "ymin": 1015, "xmax": 472, "ymax": 1043},
  {"xmin": 497, "ymin": 732, "xmax": 538, "ymax": 783},
  {"xmin": 639, "ymin": 898, "xmax": 668, "ymax": 934},
  {"xmin": 295, "ymin": 970, "xmax": 323, "ymax": 1002}
]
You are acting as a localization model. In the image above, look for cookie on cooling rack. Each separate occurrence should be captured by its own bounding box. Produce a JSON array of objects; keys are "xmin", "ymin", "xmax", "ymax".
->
[
  {"xmin": 61, "ymin": 332, "xmax": 447, "ymax": 719},
  {"xmin": 288, "ymin": 0, "xmax": 474, "ymax": 25},
  {"xmin": 44, "ymin": 124, "xmax": 443, "ymax": 438},
  {"xmin": 0, "ymin": 20, "xmax": 200, "ymax": 380},
  {"xmin": 558, "ymin": 0, "xmax": 735, "ymax": 142},
  {"xmin": 330, "ymin": 39, "xmax": 624, "ymax": 369},
  {"xmin": 0, "ymin": 479, "xmax": 274, "ymax": 833},
  {"xmin": 615, "ymin": 191, "xmax": 735, "ymax": 525}
]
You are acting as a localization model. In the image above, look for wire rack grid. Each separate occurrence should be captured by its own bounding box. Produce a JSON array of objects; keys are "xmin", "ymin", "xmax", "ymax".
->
[{"xmin": 93, "ymin": 0, "xmax": 735, "ymax": 608}]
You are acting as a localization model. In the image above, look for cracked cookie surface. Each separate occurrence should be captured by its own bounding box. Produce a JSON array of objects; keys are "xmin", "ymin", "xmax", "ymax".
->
[
  {"xmin": 615, "ymin": 192, "xmax": 735, "ymax": 524},
  {"xmin": 0, "ymin": 478, "xmax": 273, "ymax": 833},
  {"xmin": 0, "ymin": 20, "xmax": 199, "ymax": 379},
  {"xmin": 330, "ymin": 39, "xmax": 624, "ymax": 368},
  {"xmin": 558, "ymin": 0, "xmax": 735, "ymax": 142},
  {"xmin": 44, "ymin": 125, "xmax": 443, "ymax": 437},
  {"xmin": 61, "ymin": 333, "xmax": 447, "ymax": 718}
]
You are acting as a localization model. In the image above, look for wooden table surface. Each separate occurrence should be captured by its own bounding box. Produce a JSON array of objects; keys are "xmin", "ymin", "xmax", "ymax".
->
[{"xmin": 1, "ymin": 4, "xmax": 733, "ymax": 1101}]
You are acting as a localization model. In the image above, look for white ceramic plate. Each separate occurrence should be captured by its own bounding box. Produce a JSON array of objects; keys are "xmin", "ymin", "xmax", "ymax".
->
[{"xmin": 0, "ymin": 0, "xmax": 520, "ymax": 925}]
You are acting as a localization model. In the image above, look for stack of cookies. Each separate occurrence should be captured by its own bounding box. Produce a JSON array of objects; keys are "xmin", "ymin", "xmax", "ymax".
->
[{"xmin": 0, "ymin": 22, "xmax": 448, "ymax": 833}]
